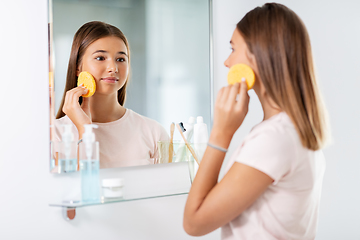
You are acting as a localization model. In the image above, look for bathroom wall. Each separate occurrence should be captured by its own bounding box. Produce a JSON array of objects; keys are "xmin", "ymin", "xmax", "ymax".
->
[
  {"xmin": 0, "ymin": 0, "xmax": 218, "ymax": 239},
  {"xmin": 0, "ymin": 0, "xmax": 359, "ymax": 239}
]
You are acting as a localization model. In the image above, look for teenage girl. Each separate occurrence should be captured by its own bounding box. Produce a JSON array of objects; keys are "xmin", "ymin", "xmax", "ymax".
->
[
  {"xmin": 55, "ymin": 21, "xmax": 169, "ymax": 168},
  {"xmin": 184, "ymin": 3, "xmax": 330, "ymax": 239}
]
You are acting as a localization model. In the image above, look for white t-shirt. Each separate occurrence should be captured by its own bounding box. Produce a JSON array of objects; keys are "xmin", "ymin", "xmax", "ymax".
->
[
  {"xmin": 55, "ymin": 109, "xmax": 169, "ymax": 168},
  {"xmin": 221, "ymin": 112, "xmax": 326, "ymax": 240}
]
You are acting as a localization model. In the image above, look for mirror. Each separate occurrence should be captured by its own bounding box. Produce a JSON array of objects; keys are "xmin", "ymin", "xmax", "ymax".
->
[{"xmin": 49, "ymin": 0, "xmax": 212, "ymax": 172}]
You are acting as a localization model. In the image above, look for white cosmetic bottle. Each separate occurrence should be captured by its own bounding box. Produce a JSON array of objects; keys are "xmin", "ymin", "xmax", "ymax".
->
[
  {"xmin": 183, "ymin": 117, "xmax": 195, "ymax": 143},
  {"xmin": 59, "ymin": 125, "xmax": 77, "ymax": 173},
  {"xmin": 79, "ymin": 124, "xmax": 100, "ymax": 203},
  {"xmin": 193, "ymin": 116, "xmax": 209, "ymax": 162},
  {"xmin": 175, "ymin": 117, "xmax": 195, "ymax": 162}
]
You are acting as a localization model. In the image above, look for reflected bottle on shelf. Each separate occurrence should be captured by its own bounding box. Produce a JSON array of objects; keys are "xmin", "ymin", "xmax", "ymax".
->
[
  {"xmin": 79, "ymin": 124, "xmax": 100, "ymax": 203},
  {"xmin": 59, "ymin": 124, "xmax": 77, "ymax": 173}
]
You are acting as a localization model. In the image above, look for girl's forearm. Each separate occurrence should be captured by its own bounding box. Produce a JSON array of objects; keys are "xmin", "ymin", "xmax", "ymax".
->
[
  {"xmin": 184, "ymin": 130, "xmax": 232, "ymax": 227},
  {"xmin": 188, "ymin": 148, "xmax": 226, "ymax": 202}
]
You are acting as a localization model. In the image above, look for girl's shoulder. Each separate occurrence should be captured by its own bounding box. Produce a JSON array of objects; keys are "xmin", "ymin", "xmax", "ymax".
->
[
  {"xmin": 127, "ymin": 109, "xmax": 162, "ymax": 127},
  {"xmin": 251, "ymin": 112, "xmax": 295, "ymax": 136},
  {"xmin": 245, "ymin": 112, "xmax": 301, "ymax": 153},
  {"xmin": 126, "ymin": 110, "xmax": 169, "ymax": 139},
  {"xmin": 55, "ymin": 115, "xmax": 77, "ymax": 129},
  {"xmin": 55, "ymin": 115, "xmax": 73, "ymax": 125}
]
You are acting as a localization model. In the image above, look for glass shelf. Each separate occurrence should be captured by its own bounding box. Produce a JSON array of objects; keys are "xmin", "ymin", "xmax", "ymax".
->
[
  {"xmin": 49, "ymin": 191, "xmax": 189, "ymax": 208},
  {"xmin": 48, "ymin": 161, "xmax": 196, "ymax": 220}
]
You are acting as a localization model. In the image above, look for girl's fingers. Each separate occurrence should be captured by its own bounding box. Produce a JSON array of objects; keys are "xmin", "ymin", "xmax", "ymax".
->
[
  {"xmin": 76, "ymin": 86, "xmax": 89, "ymax": 96},
  {"xmin": 236, "ymin": 79, "xmax": 250, "ymax": 108},
  {"xmin": 215, "ymin": 88, "xmax": 224, "ymax": 106},
  {"xmin": 217, "ymin": 85, "xmax": 232, "ymax": 106},
  {"xmin": 65, "ymin": 86, "xmax": 87, "ymax": 98},
  {"xmin": 240, "ymin": 78, "xmax": 248, "ymax": 94},
  {"xmin": 217, "ymin": 87, "xmax": 227, "ymax": 105},
  {"xmin": 216, "ymin": 81, "xmax": 246, "ymax": 110},
  {"xmin": 226, "ymin": 83, "xmax": 240, "ymax": 107},
  {"xmin": 63, "ymin": 86, "xmax": 88, "ymax": 113},
  {"xmin": 76, "ymin": 87, "xmax": 88, "ymax": 101},
  {"xmin": 67, "ymin": 86, "xmax": 88, "ymax": 102}
]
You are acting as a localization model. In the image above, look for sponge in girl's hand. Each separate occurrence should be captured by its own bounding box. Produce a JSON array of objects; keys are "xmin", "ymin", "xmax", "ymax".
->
[
  {"xmin": 227, "ymin": 64, "xmax": 255, "ymax": 90},
  {"xmin": 77, "ymin": 71, "xmax": 96, "ymax": 97}
]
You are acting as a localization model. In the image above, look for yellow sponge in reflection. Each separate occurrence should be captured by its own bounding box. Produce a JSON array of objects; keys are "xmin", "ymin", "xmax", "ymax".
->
[
  {"xmin": 77, "ymin": 71, "xmax": 96, "ymax": 97},
  {"xmin": 227, "ymin": 64, "xmax": 255, "ymax": 90}
]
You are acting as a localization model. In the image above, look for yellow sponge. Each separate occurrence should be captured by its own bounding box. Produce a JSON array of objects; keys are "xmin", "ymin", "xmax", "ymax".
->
[
  {"xmin": 77, "ymin": 71, "xmax": 96, "ymax": 97},
  {"xmin": 227, "ymin": 64, "xmax": 255, "ymax": 90}
]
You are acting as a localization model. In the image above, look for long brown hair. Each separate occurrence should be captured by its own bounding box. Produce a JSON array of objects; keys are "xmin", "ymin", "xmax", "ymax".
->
[
  {"xmin": 56, "ymin": 21, "xmax": 130, "ymax": 119},
  {"xmin": 238, "ymin": 3, "xmax": 330, "ymax": 150}
]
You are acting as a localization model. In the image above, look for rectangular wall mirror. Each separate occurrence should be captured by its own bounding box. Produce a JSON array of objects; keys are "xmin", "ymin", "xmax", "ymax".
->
[{"xmin": 49, "ymin": 0, "xmax": 213, "ymax": 173}]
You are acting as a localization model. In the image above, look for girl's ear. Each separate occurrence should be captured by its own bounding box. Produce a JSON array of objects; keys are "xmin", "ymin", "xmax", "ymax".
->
[{"xmin": 76, "ymin": 67, "xmax": 80, "ymax": 77}]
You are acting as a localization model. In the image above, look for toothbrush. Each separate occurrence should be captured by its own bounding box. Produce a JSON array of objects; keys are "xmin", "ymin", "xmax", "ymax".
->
[
  {"xmin": 176, "ymin": 123, "xmax": 200, "ymax": 165},
  {"xmin": 169, "ymin": 122, "xmax": 175, "ymax": 163}
]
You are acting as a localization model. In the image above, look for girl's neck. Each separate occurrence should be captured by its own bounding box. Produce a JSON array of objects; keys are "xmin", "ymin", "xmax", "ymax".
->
[
  {"xmin": 254, "ymin": 89, "xmax": 282, "ymax": 121},
  {"xmin": 261, "ymin": 100, "xmax": 282, "ymax": 120},
  {"xmin": 89, "ymin": 93, "xmax": 126, "ymax": 123}
]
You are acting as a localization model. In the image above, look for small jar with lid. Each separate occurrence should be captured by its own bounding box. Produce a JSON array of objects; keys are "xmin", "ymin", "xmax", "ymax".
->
[{"xmin": 102, "ymin": 178, "xmax": 124, "ymax": 199}]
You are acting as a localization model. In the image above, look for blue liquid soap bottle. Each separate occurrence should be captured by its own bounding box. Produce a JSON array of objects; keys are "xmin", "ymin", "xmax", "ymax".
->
[
  {"xmin": 59, "ymin": 124, "xmax": 77, "ymax": 173},
  {"xmin": 79, "ymin": 124, "xmax": 100, "ymax": 203}
]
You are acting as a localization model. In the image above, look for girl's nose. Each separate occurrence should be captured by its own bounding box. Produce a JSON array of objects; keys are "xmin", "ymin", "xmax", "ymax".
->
[
  {"xmin": 107, "ymin": 60, "xmax": 118, "ymax": 73},
  {"xmin": 224, "ymin": 57, "xmax": 230, "ymax": 68}
]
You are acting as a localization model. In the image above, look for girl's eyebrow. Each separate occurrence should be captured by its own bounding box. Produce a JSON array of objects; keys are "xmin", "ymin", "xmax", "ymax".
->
[
  {"xmin": 92, "ymin": 50, "xmax": 128, "ymax": 57},
  {"xmin": 118, "ymin": 51, "xmax": 128, "ymax": 57},
  {"xmin": 230, "ymin": 40, "xmax": 234, "ymax": 45},
  {"xmin": 92, "ymin": 50, "xmax": 107, "ymax": 55}
]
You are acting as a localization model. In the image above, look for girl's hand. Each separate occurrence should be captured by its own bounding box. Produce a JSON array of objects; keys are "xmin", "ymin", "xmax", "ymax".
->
[
  {"xmin": 62, "ymin": 85, "xmax": 92, "ymax": 138},
  {"xmin": 210, "ymin": 79, "xmax": 250, "ymax": 147}
]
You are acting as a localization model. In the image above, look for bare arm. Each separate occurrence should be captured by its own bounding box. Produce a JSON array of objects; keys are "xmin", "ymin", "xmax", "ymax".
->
[
  {"xmin": 183, "ymin": 80, "xmax": 273, "ymax": 236},
  {"xmin": 62, "ymin": 84, "xmax": 92, "ymax": 139},
  {"xmin": 184, "ymin": 153, "xmax": 273, "ymax": 236}
]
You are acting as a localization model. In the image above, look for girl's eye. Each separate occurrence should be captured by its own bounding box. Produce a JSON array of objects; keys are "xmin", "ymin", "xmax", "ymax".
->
[
  {"xmin": 116, "ymin": 58, "xmax": 125, "ymax": 62},
  {"xmin": 95, "ymin": 56, "xmax": 105, "ymax": 61},
  {"xmin": 230, "ymin": 47, "xmax": 234, "ymax": 53}
]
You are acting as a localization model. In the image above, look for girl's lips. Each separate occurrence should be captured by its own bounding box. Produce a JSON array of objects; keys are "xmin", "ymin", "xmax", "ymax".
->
[{"xmin": 101, "ymin": 77, "xmax": 118, "ymax": 83}]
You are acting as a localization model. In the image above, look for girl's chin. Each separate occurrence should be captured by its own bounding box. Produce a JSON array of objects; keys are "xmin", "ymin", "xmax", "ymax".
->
[{"xmin": 93, "ymin": 89, "xmax": 121, "ymax": 96}]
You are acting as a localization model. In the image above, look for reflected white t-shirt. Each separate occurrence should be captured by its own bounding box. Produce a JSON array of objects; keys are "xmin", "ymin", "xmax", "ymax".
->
[
  {"xmin": 222, "ymin": 112, "xmax": 326, "ymax": 240},
  {"xmin": 55, "ymin": 109, "xmax": 169, "ymax": 168}
]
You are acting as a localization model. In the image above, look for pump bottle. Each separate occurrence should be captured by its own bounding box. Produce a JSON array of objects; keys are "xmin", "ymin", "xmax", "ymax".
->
[
  {"xmin": 59, "ymin": 124, "xmax": 77, "ymax": 173},
  {"xmin": 79, "ymin": 124, "xmax": 100, "ymax": 203}
]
